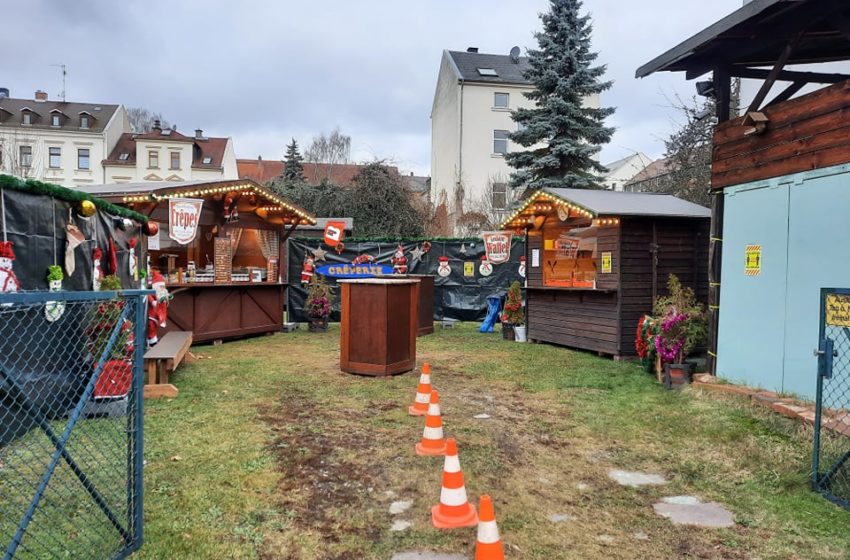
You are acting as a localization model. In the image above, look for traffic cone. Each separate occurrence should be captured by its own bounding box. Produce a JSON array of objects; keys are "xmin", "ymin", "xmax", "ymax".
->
[
  {"xmin": 408, "ymin": 362, "xmax": 432, "ymax": 416},
  {"xmin": 431, "ymin": 438, "xmax": 478, "ymax": 528},
  {"xmin": 415, "ymin": 389, "xmax": 447, "ymax": 456},
  {"xmin": 474, "ymin": 495, "xmax": 505, "ymax": 560}
]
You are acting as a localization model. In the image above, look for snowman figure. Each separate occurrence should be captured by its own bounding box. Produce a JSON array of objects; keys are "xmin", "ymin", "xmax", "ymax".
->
[
  {"xmin": 92, "ymin": 247, "xmax": 104, "ymax": 291},
  {"xmin": 391, "ymin": 244, "xmax": 408, "ymax": 274},
  {"xmin": 45, "ymin": 266, "xmax": 66, "ymax": 323},
  {"xmin": 518, "ymin": 255, "xmax": 527, "ymax": 278},
  {"xmin": 128, "ymin": 238, "xmax": 138, "ymax": 281},
  {"xmin": 479, "ymin": 255, "xmax": 493, "ymax": 277},
  {"xmin": 0, "ymin": 241, "xmax": 20, "ymax": 303},
  {"xmin": 436, "ymin": 255, "xmax": 451, "ymax": 278}
]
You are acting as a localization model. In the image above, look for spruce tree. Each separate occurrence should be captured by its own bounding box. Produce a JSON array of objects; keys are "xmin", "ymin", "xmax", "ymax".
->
[
  {"xmin": 507, "ymin": 0, "xmax": 615, "ymax": 190},
  {"xmin": 283, "ymin": 138, "xmax": 305, "ymax": 182}
]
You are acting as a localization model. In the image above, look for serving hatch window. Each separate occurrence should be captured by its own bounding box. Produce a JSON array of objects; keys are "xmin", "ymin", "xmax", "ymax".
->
[{"xmin": 543, "ymin": 222, "xmax": 598, "ymax": 288}]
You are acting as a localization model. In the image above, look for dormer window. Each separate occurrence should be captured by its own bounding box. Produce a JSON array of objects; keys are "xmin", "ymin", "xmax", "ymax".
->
[
  {"xmin": 80, "ymin": 115, "xmax": 90, "ymax": 129},
  {"xmin": 22, "ymin": 113, "xmax": 32, "ymax": 125},
  {"xmin": 51, "ymin": 114, "xmax": 61, "ymax": 127},
  {"xmin": 202, "ymin": 156, "xmax": 213, "ymax": 165},
  {"xmin": 118, "ymin": 152, "xmax": 130, "ymax": 161}
]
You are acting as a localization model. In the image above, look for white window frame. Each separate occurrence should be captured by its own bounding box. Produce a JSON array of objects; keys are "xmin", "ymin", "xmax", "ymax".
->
[
  {"xmin": 77, "ymin": 148, "xmax": 90, "ymax": 170},
  {"xmin": 491, "ymin": 182, "xmax": 508, "ymax": 210},
  {"xmin": 170, "ymin": 151, "xmax": 180, "ymax": 170},
  {"xmin": 22, "ymin": 113, "xmax": 32, "ymax": 126},
  {"xmin": 493, "ymin": 92, "xmax": 509, "ymax": 109},
  {"xmin": 20, "ymin": 146, "xmax": 32, "ymax": 168},
  {"xmin": 148, "ymin": 150, "xmax": 159, "ymax": 169},
  {"xmin": 80, "ymin": 115, "xmax": 90, "ymax": 129},
  {"xmin": 493, "ymin": 130, "xmax": 509, "ymax": 155},
  {"xmin": 48, "ymin": 147, "xmax": 61, "ymax": 169},
  {"xmin": 51, "ymin": 114, "xmax": 61, "ymax": 127}
]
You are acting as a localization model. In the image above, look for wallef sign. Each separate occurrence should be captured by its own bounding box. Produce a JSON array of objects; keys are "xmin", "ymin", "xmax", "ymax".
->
[
  {"xmin": 482, "ymin": 231, "xmax": 513, "ymax": 264},
  {"xmin": 169, "ymin": 198, "xmax": 204, "ymax": 245}
]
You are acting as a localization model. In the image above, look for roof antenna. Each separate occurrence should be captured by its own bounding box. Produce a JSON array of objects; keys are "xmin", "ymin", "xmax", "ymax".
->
[
  {"xmin": 509, "ymin": 46, "xmax": 521, "ymax": 64},
  {"xmin": 50, "ymin": 63, "xmax": 67, "ymax": 101}
]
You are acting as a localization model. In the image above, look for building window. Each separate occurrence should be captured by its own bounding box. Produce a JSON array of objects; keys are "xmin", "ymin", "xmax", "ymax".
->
[
  {"xmin": 49, "ymin": 147, "xmax": 61, "ymax": 169},
  {"xmin": 78, "ymin": 148, "xmax": 90, "ymax": 170},
  {"xmin": 477, "ymin": 68, "xmax": 498, "ymax": 77},
  {"xmin": 494, "ymin": 92, "xmax": 509, "ymax": 108},
  {"xmin": 19, "ymin": 146, "xmax": 32, "ymax": 168},
  {"xmin": 80, "ymin": 116, "xmax": 90, "ymax": 129},
  {"xmin": 202, "ymin": 156, "xmax": 213, "ymax": 165},
  {"xmin": 493, "ymin": 130, "xmax": 509, "ymax": 155},
  {"xmin": 118, "ymin": 152, "xmax": 130, "ymax": 161},
  {"xmin": 491, "ymin": 182, "xmax": 508, "ymax": 210},
  {"xmin": 170, "ymin": 151, "xmax": 180, "ymax": 169},
  {"xmin": 148, "ymin": 151, "xmax": 159, "ymax": 168},
  {"xmin": 51, "ymin": 114, "xmax": 61, "ymax": 127},
  {"xmin": 22, "ymin": 113, "xmax": 32, "ymax": 125}
]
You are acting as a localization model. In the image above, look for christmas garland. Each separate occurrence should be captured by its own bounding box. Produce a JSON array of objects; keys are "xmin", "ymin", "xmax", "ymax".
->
[
  {"xmin": 291, "ymin": 235, "xmax": 522, "ymax": 244},
  {"xmin": 0, "ymin": 174, "xmax": 148, "ymax": 223},
  {"xmin": 635, "ymin": 315, "xmax": 658, "ymax": 372}
]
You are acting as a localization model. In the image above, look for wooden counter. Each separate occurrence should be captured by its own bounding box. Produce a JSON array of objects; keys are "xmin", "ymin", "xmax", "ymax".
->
[
  {"xmin": 339, "ymin": 278, "xmax": 420, "ymax": 376},
  {"xmin": 163, "ymin": 282, "xmax": 284, "ymax": 343}
]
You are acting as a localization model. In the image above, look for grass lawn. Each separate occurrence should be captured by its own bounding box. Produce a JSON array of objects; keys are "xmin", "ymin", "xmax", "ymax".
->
[{"xmin": 138, "ymin": 324, "xmax": 849, "ymax": 559}]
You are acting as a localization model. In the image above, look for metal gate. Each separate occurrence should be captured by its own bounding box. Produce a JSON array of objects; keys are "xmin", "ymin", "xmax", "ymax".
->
[
  {"xmin": 0, "ymin": 290, "xmax": 149, "ymax": 559},
  {"xmin": 813, "ymin": 288, "xmax": 850, "ymax": 510}
]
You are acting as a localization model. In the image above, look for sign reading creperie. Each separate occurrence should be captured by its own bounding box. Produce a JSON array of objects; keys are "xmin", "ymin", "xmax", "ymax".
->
[{"xmin": 168, "ymin": 198, "xmax": 204, "ymax": 245}]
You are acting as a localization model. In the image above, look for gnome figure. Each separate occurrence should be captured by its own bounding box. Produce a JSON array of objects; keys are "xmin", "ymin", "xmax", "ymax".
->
[
  {"xmin": 147, "ymin": 269, "xmax": 170, "ymax": 347},
  {"xmin": 479, "ymin": 255, "xmax": 493, "ymax": 277},
  {"xmin": 391, "ymin": 244, "xmax": 408, "ymax": 274},
  {"xmin": 518, "ymin": 255, "xmax": 527, "ymax": 278},
  {"xmin": 0, "ymin": 241, "xmax": 20, "ymax": 295},
  {"xmin": 301, "ymin": 255, "xmax": 315, "ymax": 284},
  {"xmin": 437, "ymin": 255, "xmax": 451, "ymax": 278},
  {"xmin": 92, "ymin": 247, "xmax": 104, "ymax": 291}
]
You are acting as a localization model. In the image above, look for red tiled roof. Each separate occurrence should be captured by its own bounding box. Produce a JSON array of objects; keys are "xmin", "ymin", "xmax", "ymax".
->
[
  {"xmin": 237, "ymin": 159, "xmax": 399, "ymax": 186},
  {"xmin": 103, "ymin": 132, "xmax": 229, "ymax": 168}
]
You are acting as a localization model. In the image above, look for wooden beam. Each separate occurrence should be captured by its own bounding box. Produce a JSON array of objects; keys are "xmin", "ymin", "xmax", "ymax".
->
[
  {"xmin": 765, "ymin": 81, "xmax": 807, "ymax": 108},
  {"xmin": 730, "ymin": 67, "xmax": 850, "ymax": 84},
  {"xmin": 747, "ymin": 33, "xmax": 803, "ymax": 113},
  {"xmin": 713, "ymin": 67, "xmax": 732, "ymax": 123},
  {"xmin": 279, "ymin": 221, "xmax": 300, "ymax": 245}
]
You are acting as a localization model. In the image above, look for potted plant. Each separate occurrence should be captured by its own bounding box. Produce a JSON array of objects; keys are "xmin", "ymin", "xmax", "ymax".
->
[
  {"xmin": 305, "ymin": 274, "xmax": 332, "ymax": 332},
  {"xmin": 503, "ymin": 281, "xmax": 526, "ymax": 342},
  {"xmin": 652, "ymin": 275, "xmax": 707, "ymax": 388}
]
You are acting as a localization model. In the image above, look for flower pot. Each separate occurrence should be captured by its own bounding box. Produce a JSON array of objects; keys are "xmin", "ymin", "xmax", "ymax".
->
[
  {"xmin": 663, "ymin": 363, "xmax": 693, "ymax": 389},
  {"xmin": 502, "ymin": 323, "xmax": 515, "ymax": 341},
  {"xmin": 308, "ymin": 316, "xmax": 329, "ymax": 332},
  {"xmin": 514, "ymin": 325, "xmax": 527, "ymax": 343}
]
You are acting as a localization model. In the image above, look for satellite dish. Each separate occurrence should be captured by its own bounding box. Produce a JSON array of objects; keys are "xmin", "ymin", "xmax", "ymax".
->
[{"xmin": 509, "ymin": 46, "xmax": 521, "ymax": 63}]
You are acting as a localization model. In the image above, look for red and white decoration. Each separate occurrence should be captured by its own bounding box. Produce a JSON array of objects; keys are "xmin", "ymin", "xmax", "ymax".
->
[
  {"xmin": 301, "ymin": 255, "xmax": 315, "ymax": 284},
  {"xmin": 518, "ymin": 255, "xmax": 526, "ymax": 278},
  {"xmin": 169, "ymin": 198, "xmax": 204, "ymax": 244},
  {"xmin": 482, "ymin": 231, "xmax": 513, "ymax": 264},
  {"xmin": 0, "ymin": 241, "xmax": 20, "ymax": 296},
  {"xmin": 391, "ymin": 244, "xmax": 408, "ymax": 274},
  {"xmin": 323, "ymin": 221, "xmax": 346, "ymax": 247},
  {"xmin": 128, "ymin": 238, "xmax": 138, "ymax": 280},
  {"xmin": 223, "ymin": 194, "xmax": 239, "ymax": 223},
  {"xmin": 479, "ymin": 255, "xmax": 493, "ymax": 277},
  {"xmin": 147, "ymin": 269, "xmax": 170, "ymax": 347},
  {"xmin": 92, "ymin": 247, "xmax": 104, "ymax": 291},
  {"xmin": 437, "ymin": 255, "xmax": 451, "ymax": 277}
]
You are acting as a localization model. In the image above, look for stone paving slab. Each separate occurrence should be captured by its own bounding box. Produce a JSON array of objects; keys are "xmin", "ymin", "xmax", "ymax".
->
[
  {"xmin": 391, "ymin": 553, "xmax": 468, "ymax": 560},
  {"xmin": 608, "ymin": 469, "xmax": 668, "ymax": 487},
  {"xmin": 653, "ymin": 496, "xmax": 735, "ymax": 528}
]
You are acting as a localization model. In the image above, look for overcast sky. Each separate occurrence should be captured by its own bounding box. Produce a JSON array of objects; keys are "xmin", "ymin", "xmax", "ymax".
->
[{"xmin": 3, "ymin": 0, "xmax": 744, "ymax": 175}]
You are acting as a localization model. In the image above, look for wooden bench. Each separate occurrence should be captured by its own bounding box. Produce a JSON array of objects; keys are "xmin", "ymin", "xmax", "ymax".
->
[{"xmin": 143, "ymin": 331, "xmax": 193, "ymax": 399}]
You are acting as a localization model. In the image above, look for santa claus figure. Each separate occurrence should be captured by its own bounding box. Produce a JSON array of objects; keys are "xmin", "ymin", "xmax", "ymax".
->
[
  {"xmin": 92, "ymin": 247, "xmax": 104, "ymax": 291},
  {"xmin": 147, "ymin": 269, "xmax": 170, "ymax": 347},
  {"xmin": 479, "ymin": 255, "xmax": 493, "ymax": 277},
  {"xmin": 224, "ymin": 194, "xmax": 239, "ymax": 223},
  {"xmin": 518, "ymin": 255, "xmax": 527, "ymax": 278},
  {"xmin": 436, "ymin": 255, "xmax": 451, "ymax": 277},
  {"xmin": 0, "ymin": 241, "xmax": 20, "ymax": 298},
  {"xmin": 391, "ymin": 244, "xmax": 408, "ymax": 274},
  {"xmin": 301, "ymin": 255, "xmax": 315, "ymax": 284}
]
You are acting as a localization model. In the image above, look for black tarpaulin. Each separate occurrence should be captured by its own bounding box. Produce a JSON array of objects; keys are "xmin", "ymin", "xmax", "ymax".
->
[{"xmin": 287, "ymin": 238, "xmax": 525, "ymax": 323}]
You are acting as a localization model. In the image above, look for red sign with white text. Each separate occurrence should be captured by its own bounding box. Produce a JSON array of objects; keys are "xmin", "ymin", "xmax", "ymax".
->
[
  {"xmin": 482, "ymin": 231, "xmax": 513, "ymax": 264},
  {"xmin": 323, "ymin": 221, "xmax": 346, "ymax": 247},
  {"xmin": 168, "ymin": 198, "xmax": 204, "ymax": 245}
]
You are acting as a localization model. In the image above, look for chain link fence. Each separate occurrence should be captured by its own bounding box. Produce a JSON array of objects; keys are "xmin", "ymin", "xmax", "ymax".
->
[
  {"xmin": 814, "ymin": 289, "xmax": 850, "ymax": 510},
  {"xmin": 0, "ymin": 290, "xmax": 149, "ymax": 559}
]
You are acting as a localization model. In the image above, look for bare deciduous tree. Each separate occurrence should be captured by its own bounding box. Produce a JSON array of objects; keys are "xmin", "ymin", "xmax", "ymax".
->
[
  {"xmin": 304, "ymin": 127, "xmax": 351, "ymax": 183},
  {"xmin": 0, "ymin": 129, "xmax": 42, "ymax": 179},
  {"xmin": 126, "ymin": 107, "xmax": 171, "ymax": 133}
]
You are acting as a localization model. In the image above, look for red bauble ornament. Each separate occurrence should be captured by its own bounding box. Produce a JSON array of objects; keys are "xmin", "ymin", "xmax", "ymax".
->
[{"xmin": 144, "ymin": 221, "xmax": 159, "ymax": 236}]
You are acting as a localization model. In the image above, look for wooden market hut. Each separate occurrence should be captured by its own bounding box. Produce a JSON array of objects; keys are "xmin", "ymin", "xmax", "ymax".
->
[
  {"xmin": 78, "ymin": 178, "xmax": 315, "ymax": 343},
  {"xmin": 502, "ymin": 188, "xmax": 710, "ymax": 358},
  {"xmin": 636, "ymin": 0, "xmax": 850, "ymax": 399}
]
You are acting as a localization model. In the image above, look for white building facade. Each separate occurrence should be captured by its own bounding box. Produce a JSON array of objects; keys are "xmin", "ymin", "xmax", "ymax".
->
[
  {"xmin": 0, "ymin": 89, "xmax": 129, "ymax": 186},
  {"xmin": 102, "ymin": 124, "xmax": 238, "ymax": 183},
  {"xmin": 431, "ymin": 48, "xmax": 600, "ymax": 227}
]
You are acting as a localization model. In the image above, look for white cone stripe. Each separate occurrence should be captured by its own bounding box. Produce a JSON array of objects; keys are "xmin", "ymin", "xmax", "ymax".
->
[
  {"xmin": 423, "ymin": 426, "xmax": 444, "ymax": 440},
  {"xmin": 419, "ymin": 374, "xmax": 431, "ymax": 384},
  {"xmin": 477, "ymin": 520, "xmax": 500, "ymax": 544},
  {"xmin": 414, "ymin": 392, "xmax": 430, "ymax": 404},
  {"xmin": 443, "ymin": 454, "xmax": 461, "ymax": 473},
  {"xmin": 427, "ymin": 404, "xmax": 441, "ymax": 415},
  {"xmin": 440, "ymin": 486, "xmax": 469, "ymax": 506}
]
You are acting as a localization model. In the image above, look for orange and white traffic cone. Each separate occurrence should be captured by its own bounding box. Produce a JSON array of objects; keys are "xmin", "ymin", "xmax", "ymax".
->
[
  {"xmin": 474, "ymin": 495, "xmax": 505, "ymax": 560},
  {"xmin": 408, "ymin": 362, "xmax": 432, "ymax": 416},
  {"xmin": 431, "ymin": 438, "xmax": 478, "ymax": 528},
  {"xmin": 415, "ymin": 389, "xmax": 447, "ymax": 456}
]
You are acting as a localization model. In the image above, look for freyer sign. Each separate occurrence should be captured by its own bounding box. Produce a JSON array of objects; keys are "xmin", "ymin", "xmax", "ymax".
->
[{"xmin": 168, "ymin": 198, "xmax": 204, "ymax": 245}]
